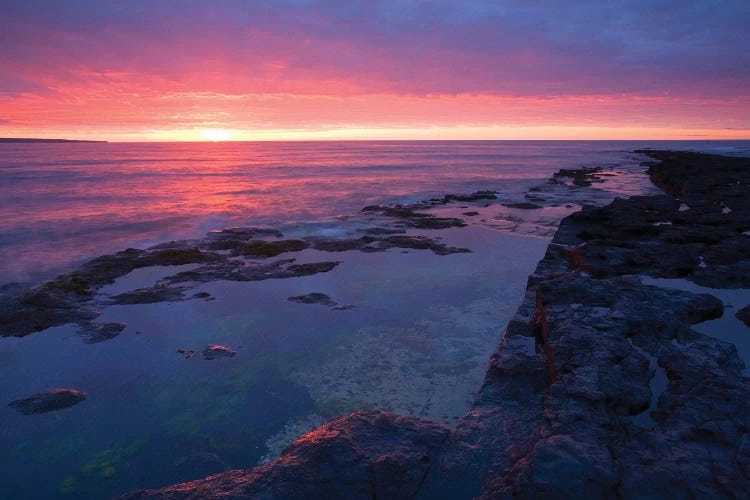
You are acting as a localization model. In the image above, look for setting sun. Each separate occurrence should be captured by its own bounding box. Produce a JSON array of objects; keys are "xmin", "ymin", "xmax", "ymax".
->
[{"xmin": 200, "ymin": 129, "xmax": 234, "ymax": 141}]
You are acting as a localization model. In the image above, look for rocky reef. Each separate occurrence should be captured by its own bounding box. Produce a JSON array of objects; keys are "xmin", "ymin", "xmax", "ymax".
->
[
  {"xmin": 124, "ymin": 150, "xmax": 750, "ymax": 498},
  {"xmin": 0, "ymin": 229, "xmax": 470, "ymax": 340}
]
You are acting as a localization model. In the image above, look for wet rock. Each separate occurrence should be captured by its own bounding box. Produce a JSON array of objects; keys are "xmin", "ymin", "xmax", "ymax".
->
[
  {"xmin": 122, "ymin": 410, "xmax": 449, "ymax": 499},
  {"xmin": 307, "ymin": 235, "xmax": 470, "ymax": 255},
  {"xmin": 736, "ymin": 305, "xmax": 750, "ymax": 328},
  {"xmin": 138, "ymin": 247, "xmax": 218, "ymax": 267},
  {"xmin": 361, "ymin": 227, "xmax": 407, "ymax": 235},
  {"xmin": 232, "ymin": 239, "xmax": 310, "ymax": 258},
  {"xmin": 207, "ymin": 227, "xmax": 283, "ymax": 240},
  {"xmin": 176, "ymin": 348, "xmax": 197, "ymax": 359},
  {"xmin": 463, "ymin": 211, "xmax": 480, "ymax": 216},
  {"xmin": 378, "ymin": 235, "xmax": 470, "ymax": 255},
  {"xmin": 288, "ymin": 293, "xmax": 337, "ymax": 307},
  {"xmin": 192, "ymin": 292, "xmax": 211, "ymax": 299},
  {"xmin": 310, "ymin": 237, "xmax": 374, "ymax": 252},
  {"xmin": 78, "ymin": 322, "xmax": 126, "ymax": 343},
  {"xmin": 287, "ymin": 262, "xmax": 340, "ymax": 277},
  {"xmin": 443, "ymin": 191, "xmax": 498, "ymax": 202},
  {"xmin": 111, "ymin": 286, "xmax": 187, "ymax": 305},
  {"xmin": 0, "ymin": 247, "xmax": 220, "ymax": 338},
  {"xmin": 362, "ymin": 205, "xmax": 467, "ymax": 229},
  {"xmin": 503, "ymin": 202, "xmax": 542, "ymax": 209},
  {"xmin": 9, "ymin": 388, "xmax": 87, "ymax": 415},
  {"xmin": 552, "ymin": 166, "xmax": 604, "ymax": 187},
  {"xmin": 202, "ymin": 344, "xmax": 236, "ymax": 360},
  {"xmin": 288, "ymin": 292, "xmax": 354, "ymax": 310}
]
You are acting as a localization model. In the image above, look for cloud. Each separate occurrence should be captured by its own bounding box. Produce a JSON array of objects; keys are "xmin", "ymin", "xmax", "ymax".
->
[{"xmin": 0, "ymin": 1, "xmax": 748, "ymax": 137}]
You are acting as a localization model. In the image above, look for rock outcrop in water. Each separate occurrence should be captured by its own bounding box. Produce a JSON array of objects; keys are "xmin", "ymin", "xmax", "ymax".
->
[
  {"xmin": 125, "ymin": 150, "xmax": 750, "ymax": 498},
  {"xmin": 202, "ymin": 344, "xmax": 237, "ymax": 360},
  {"xmin": 0, "ymin": 214, "xmax": 472, "ymax": 338},
  {"xmin": 9, "ymin": 388, "xmax": 87, "ymax": 415},
  {"xmin": 287, "ymin": 292, "xmax": 354, "ymax": 310}
]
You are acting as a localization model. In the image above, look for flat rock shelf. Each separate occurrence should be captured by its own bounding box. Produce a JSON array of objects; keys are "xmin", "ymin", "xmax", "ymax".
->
[{"xmin": 124, "ymin": 150, "xmax": 750, "ymax": 499}]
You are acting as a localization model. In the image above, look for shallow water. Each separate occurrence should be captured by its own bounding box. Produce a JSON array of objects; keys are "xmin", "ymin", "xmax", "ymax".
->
[
  {"xmin": 1, "ymin": 140, "xmax": 748, "ymax": 498},
  {"xmin": 640, "ymin": 276, "xmax": 750, "ymax": 375}
]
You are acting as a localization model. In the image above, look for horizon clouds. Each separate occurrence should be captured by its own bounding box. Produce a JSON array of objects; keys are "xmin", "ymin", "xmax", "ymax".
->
[{"xmin": 1, "ymin": 0, "xmax": 748, "ymax": 140}]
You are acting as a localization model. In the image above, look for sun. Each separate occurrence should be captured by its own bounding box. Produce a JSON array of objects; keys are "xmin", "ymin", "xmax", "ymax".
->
[{"xmin": 200, "ymin": 129, "xmax": 234, "ymax": 141}]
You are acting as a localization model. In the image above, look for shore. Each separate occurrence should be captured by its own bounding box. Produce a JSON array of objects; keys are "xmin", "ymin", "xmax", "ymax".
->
[{"xmin": 124, "ymin": 149, "xmax": 750, "ymax": 498}]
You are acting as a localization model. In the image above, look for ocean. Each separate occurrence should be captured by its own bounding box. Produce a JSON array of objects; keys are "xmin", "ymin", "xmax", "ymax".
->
[{"xmin": 1, "ymin": 140, "xmax": 748, "ymax": 499}]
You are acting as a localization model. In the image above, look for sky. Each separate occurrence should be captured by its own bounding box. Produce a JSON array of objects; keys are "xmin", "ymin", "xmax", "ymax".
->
[{"xmin": 0, "ymin": 0, "xmax": 749, "ymax": 141}]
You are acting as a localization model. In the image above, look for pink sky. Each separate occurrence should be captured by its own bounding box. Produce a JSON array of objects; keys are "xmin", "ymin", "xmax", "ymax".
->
[{"xmin": 1, "ymin": 1, "xmax": 748, "ymax": 141}]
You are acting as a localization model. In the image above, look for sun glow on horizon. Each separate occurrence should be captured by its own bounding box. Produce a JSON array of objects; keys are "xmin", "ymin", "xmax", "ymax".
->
[{"xmin": 199, "ymin": 129, "xmax": 234, "ymax": 142}]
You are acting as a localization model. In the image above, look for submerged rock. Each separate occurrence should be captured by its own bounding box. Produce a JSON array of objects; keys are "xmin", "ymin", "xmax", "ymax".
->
[
  {"xmin": 202, "ymin": 344, "xmax": 236, "ymax": 360},
  {"xmin": 78, "ymin": 322, "xmax": 126, "ymax": 343},
  {"xmin": 176, "ymin": 348, "xmax": 197, "ymax": 359},
  {"xmin": 288, "ymin": 293, "xmax": 337, "ymax": 307},
  {"xmin": 288, "ymin": 292, "xmax": 354, "ymax": 310},
  {"xmin": 9, "ymin": 388, "xmax": 87, "ymax": 415}
]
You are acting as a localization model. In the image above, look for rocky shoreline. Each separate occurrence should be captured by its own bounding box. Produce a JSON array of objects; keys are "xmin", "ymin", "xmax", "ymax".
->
[{"xmin": 123, "ymin": 150, "xmax": 750, "ymax": 499}]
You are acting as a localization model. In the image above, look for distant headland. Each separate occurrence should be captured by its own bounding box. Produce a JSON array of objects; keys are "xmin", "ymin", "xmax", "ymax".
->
[{"xmin": 0, "ymin": 138, "xmax": 107, "ymax": 143}]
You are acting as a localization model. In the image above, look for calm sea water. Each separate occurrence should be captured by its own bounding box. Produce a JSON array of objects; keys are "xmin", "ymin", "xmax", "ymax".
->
[
  {"xmin": 1, "ymin": 140, "xmax": 749, "ymax": 499},
  {"xmin": 2, "ymin": 140, "xmax": 747, "ymax": 285}
]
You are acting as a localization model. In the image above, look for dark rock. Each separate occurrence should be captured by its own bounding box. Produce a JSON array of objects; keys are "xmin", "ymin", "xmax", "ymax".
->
[
  {"xmin": 443, "ymin": 191, "xmax": 498, "ymax": 202},
  {"xmin": 232, "ymin": 239, "xmax": 310, "ymax": 258},
  {"xmin": 77, "ymin": 322, "xmax": 126, "ymax": 343},
  {"xmin": 0, "ymin": 246, "xmax": 221, "ymax": 338},
  {"xmin": 552, "ymin": 167, "xmax": 604, "ymax": 187},
  {"xmin": 362, "ymin": 205, "xmax": 466, "ymax": 229},
  {"xmin": 462, "ymin": 211, "xmax": 480, "ymax": 216},
  {"xmin": 288, "ymin": 292, "xmax": 355, "ymax": 310},
  {"xmin": 379, "ymin": 235, "xmax": 470, "ymax": 255},
  {"xmin": 202, "ymin": 344, "xmax": 236, "ymax": 360},
  {"xmin": 112, "ymin": 286, "xmax": 187, "ymax": 304},
  {"xmin": 503, "ymin": 202, "xmax": 543, "ymax": 209},
  {"xmin": 192, "ymin": 292, "xmax": 211, "ymax": 299},
  {"xmin": 176, "ymin": 348, "xmax": 197, "ymax": 359},
  {"xmin": 310, "ymin": 237, "xmax": 374, "ymax": 252},
  {"xmin": 361, "ymin": 227, "xmax": 407, "ymax": 235},
  {"xmin": 207, "ymin": 227, "xmax": 282, "ymax": 240},
  {"xmin": 287, "ymin": 262, "xmax": 340, "ymax": 277},
  {"xmin": 121, "ymin": 410, "xmax": 449, "ymax": 499},
  {"xmin": 138, "ymin": 248, "xmax": 219, "ymax": 267},
  {"xmin": 288, "ymin": 293, "xmax": 337, "ymax": 307},
  {"xmin": 736, "ymin": 305, "xmax": 750, "ymax": 328},
  {"xmin": 9, "ymin": 388, "xmax": 87, "ymax": 415},
  {"xmin": 307, "ymin": 235, "xmax": 470, "ymax": 255}
]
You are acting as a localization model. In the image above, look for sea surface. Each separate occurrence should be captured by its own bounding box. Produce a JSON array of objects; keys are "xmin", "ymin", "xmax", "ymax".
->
[{"xmin": 1, "ymin": 140, "xmax": 748, "ymax": 499}]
